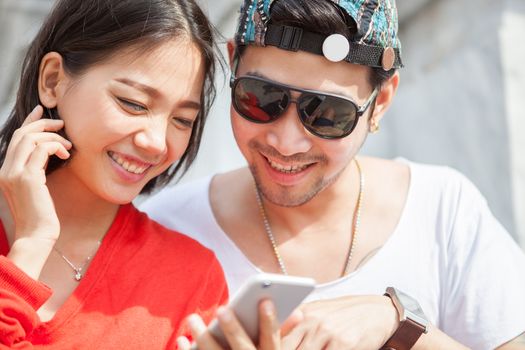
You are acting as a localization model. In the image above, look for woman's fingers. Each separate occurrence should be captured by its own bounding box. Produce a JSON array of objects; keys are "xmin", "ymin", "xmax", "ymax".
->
[
  {"xmin": 20, "ymin": 105, "xmax": 44, "ymax": 127},
  {"xmin": 176, "ymin": 336, "xmax": 191, "ymax": 350},
  {"xmin": 11, "ymin": 118, "xmax": 67, "ymax": 146},
  {"xmin": 188, "ymin": 314, "xmax": 222, "ymax": 350},
  {"xmin": 6, "ymin": 132, "xmax": 72, "ymax": 172},
  {"xmin": 185, "ymin": 303, "xmax": 281, "ymax": 350},
  {"xmin": 216, "ymin": 306, "xmax": 256, "ymax": 350},
  {"xmin": 258, "ymin": 300, "xmax": 280, "ymax": 350},
  {"xmin": 4, "ymin": 106, "xmax": 69, "ymax": 168},
  {"xmin": 26, "ymin": 142, "xmax": 71, "ymax": 172},
  {"xmin": 11, "ymin": 105, "xmax": 65, "ymax": 147}
]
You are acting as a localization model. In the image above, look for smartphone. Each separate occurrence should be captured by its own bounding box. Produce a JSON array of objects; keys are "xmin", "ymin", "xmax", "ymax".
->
[{"xmin": 208, "ymin": 273, "xmax": 316, "ymax": 348}]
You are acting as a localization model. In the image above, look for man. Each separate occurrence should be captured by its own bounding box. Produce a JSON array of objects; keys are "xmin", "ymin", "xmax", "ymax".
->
[{"xmin": 141, "ymin": 0, "xmax": 525, "ymax": 348}]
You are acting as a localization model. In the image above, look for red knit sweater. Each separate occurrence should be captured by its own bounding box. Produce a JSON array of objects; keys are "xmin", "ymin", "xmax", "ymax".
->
[{"xmin": 0, "ymin": 204, "xmax": 228, "ymax": 349}]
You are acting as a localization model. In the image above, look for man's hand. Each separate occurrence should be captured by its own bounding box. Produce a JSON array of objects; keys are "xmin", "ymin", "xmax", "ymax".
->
[
  {"xmin": 281, "ymin": 295, "xmax": 398, "ymax": 350},
  {"xmin": 497, "ymin": 332, "xmax": 525, "ymax": 350}
]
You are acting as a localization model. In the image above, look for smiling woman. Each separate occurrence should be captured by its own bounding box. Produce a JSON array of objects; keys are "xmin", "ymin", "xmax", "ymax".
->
[{"xmin": 0, "ymin": 0, "xmax": 229, "ymax": 348}]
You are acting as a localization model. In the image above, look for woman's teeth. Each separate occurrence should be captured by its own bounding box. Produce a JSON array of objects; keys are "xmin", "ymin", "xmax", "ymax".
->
[{"xmin": 108, "ymin": 151, "xmax": 149, "ymax": 174}]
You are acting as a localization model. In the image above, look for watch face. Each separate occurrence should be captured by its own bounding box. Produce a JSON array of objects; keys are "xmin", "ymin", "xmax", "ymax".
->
[{"xmin": 392, "ymin": 288, "xmax": 429, "ymax": 329}]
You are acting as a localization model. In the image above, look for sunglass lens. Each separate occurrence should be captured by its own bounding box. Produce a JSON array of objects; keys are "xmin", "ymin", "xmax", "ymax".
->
[
  {"xmin": 298, "ymin": 94, "xmax": 358, "ymax": 138},
  {"xmin": 233, "ymin": 78, "xmax": 289, "ymax": 122}
]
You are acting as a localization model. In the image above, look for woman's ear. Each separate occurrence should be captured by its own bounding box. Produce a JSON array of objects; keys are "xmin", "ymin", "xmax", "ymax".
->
[
  {"xmin": 369, "ymin": 71, "xmax": 400, "ymax": 128},
  {"xmin": 38, "ymin": 52, "xmax": 68, "ymax": 109}
]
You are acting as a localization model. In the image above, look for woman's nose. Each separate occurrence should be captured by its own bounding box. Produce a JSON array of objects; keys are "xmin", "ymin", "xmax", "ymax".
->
[{"xmin": 133, "ymin": 117, "xmax": 168, "ymax": 156}]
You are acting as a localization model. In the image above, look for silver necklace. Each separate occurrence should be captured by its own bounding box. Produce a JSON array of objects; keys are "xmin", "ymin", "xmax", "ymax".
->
[
  {"xmin": 255, "ymin": 158, "xmax": 364, "ymax": 276},
  {"xmin": 53, "ymin": 241, "xmax": 102, "ymax": 281}
]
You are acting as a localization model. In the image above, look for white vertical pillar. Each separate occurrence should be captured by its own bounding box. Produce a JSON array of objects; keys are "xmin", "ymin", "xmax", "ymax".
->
[{"xmin": 500, "ymin": 0, "xmax": 525, "ymax": 248}]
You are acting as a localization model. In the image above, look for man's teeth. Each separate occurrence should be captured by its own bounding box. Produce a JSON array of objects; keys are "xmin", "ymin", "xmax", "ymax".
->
[
  {"xmin": 108, "ymin": 152, "xmax": 149, "ymax": 174},
  {"xmin": 268, "ymin": 159, "xmax": 309, "ymax": 173}
]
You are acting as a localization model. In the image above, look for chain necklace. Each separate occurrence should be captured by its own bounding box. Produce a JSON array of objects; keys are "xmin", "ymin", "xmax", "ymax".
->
[
  {"xmin": 255, "ymin": 158, "xmax": 364, "ymax": 276},
  {"xmin": 53, "ymin": 241, "xmax": 102, "ymax": 281}
]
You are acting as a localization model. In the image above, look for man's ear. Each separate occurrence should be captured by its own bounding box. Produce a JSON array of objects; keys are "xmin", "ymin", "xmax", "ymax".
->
[
  {"xmin": 227, "ymin": 40, "xmax": 236, "ymax": 69},
  {"xmin": 38, "ymin": 52, "xmax": 68, "ymax": 109},
  {"xmin": 369, "ymin": 71, "xmax": 400, "ymax": 126}
]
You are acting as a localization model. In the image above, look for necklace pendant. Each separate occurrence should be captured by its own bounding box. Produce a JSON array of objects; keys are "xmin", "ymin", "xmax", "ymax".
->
[{"xmin": 74, "ymin": 271, "xmax": 82, "ymax": 281}]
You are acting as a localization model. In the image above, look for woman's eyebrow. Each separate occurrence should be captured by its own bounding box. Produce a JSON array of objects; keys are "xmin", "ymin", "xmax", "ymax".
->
[
  {"xmin": 114, "ymin": 77, "xmax": 201, "ymax": 110},
  {"xmin": 113, "ymin": 78, "xmax": 160, "ymax": 98}
]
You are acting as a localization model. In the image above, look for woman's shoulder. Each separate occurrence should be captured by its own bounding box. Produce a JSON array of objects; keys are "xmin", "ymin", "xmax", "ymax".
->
[{"xmin": 128, "ymin": 204, "xmax": 218, "ymax": 261}]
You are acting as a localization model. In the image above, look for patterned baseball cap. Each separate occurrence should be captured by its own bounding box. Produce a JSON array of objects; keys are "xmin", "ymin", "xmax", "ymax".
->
[{"xmin": 234, "ymin": 0, "xmax": 403, "ymax": 70}]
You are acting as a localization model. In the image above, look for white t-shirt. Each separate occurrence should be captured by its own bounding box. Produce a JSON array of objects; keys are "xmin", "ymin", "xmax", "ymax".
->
[{"xmin": 140, "ymin": 160, "xmax": 525, "ymax": 349}]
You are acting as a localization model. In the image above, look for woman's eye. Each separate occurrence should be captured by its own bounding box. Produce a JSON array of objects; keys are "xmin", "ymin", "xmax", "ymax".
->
[
  {"xmin": 117, "ymin": 98, "xmax": 147, "ymax": 113},
  {"xmin": 172, "ymin": 117, "xmax": 194, "ymax": 130}
]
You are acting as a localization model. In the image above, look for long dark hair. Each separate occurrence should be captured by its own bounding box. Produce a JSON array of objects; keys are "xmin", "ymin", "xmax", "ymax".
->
[
  {"xmin": 0, "ymin": 0, "xmax": 220, "ymax": 194},
  {"xmin": 236, "ymin": 0, "xmax": 395, "ymax": 88}
]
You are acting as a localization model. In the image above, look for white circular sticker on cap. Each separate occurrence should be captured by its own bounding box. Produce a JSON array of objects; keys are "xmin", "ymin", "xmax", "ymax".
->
[{"xmin": 322, "ymin": 34, "xmax": 350, "ymax": 62}]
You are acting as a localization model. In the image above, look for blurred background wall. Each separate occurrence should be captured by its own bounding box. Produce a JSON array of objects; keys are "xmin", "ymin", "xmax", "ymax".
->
[{"xmin": 1, "ymin": 0, "xmax": 524, "ymax": 249}]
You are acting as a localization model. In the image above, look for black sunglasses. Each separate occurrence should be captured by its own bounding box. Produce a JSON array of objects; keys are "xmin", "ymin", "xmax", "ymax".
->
[{"xmin": 230, "ymin": 75, "xmax": 378, "ymax": 139}]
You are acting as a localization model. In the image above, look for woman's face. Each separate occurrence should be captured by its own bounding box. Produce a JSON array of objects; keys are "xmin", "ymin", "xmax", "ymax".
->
[
  {"xmin": 231, "ymin": 46, "xmax": 375, "ymax": 207},
  {"xmin": 48, "ymin": 38, "xmax": 204, "ymax": 204}
]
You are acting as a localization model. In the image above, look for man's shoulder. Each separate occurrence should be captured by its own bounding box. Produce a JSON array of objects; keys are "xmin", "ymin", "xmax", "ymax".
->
[
  {"xmin": 211, "ymin": 167, "xmax": 252, "ymax": 197},
  {"xmin": 402, "ymin": 159, "xmax": 484, "ymax": 202},
  {"xmin": 138, "ymin": 167, "xmax": 251, "ymax": 226},
  {"xmin": 140, "ymin": 175, "xmax": 211, "ymax": 211}
]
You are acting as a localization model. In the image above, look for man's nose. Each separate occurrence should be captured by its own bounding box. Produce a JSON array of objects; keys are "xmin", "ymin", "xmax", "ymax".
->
[{"xmin": 265, "ymin": 102, "xmax": 313, "ymax": 156}]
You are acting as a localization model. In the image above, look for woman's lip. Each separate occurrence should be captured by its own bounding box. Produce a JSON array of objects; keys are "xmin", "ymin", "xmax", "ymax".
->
[
  {"xmin": 108, "ymin": 150, "xmax": 156, "ymax": 167},
  {"xmin": 108, "ymin": 152, "xmax": 149, "ymax": 183}
]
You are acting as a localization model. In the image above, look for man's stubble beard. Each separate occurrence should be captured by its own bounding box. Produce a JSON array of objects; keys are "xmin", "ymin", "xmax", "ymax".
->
[{"xmin": 249, "ymin": 161, "xmax": 349, "ymax": 208}]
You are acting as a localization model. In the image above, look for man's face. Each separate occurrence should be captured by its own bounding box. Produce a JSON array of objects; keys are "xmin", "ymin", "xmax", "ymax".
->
[{"xmin": 230, "ymin": 46, "xmax": 374, "ymax": 207}]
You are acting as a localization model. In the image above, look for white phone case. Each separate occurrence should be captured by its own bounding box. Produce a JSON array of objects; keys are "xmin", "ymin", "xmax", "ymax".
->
[{"xmin": 208, "ymin": 273, "xmax": 316, "ymax": 348}]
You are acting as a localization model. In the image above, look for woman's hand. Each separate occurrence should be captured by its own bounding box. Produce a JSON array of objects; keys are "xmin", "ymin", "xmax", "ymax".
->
[
  {"xmin": 0, "ymin": 105, "xmax": 72, "ymax": 279},
  {"xmin": 177, "ymin": 299, "xmax": 288, "ymax": 350},
  {"xmin": 280, "ymin": 295, "xmax": 399, "ymax": 350}
]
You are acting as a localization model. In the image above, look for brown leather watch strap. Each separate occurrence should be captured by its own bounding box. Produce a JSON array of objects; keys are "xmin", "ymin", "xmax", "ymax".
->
[{"xmin": 381, "ymin": 318, "xmax": 426, "ymax": 350}]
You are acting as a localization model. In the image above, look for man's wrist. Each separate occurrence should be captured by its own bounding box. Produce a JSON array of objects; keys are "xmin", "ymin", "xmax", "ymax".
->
[
  {"xmin": 383, "ymin": 294, "xmax": 401, "ymax": 342},
  {"xmin": 381, "ymin": 287, "xmax": 429, "ymax": 350}
]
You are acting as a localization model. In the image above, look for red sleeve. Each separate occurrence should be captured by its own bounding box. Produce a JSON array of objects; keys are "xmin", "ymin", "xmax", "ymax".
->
[
  {"xmin": 0, "ymin": 256, "xmax": 52, "ymax": 347},
  {"xmin": 197, "ymin": 257, "xmax": 229, "ymax": 324},
  {"xmin": 172, "ymin": 257, "xmax": 228, "ymax": 345}
]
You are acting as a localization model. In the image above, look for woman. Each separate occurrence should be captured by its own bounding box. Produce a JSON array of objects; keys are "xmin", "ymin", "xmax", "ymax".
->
[{"xmin": 0, "ymin": 0, "xmax": 241, "ymax": 348}]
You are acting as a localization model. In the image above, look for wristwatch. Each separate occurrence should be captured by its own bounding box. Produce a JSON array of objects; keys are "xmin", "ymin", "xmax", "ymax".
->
[{"xmin": 381, "ymin": 287, "xmax": 429, "ymax": 350}]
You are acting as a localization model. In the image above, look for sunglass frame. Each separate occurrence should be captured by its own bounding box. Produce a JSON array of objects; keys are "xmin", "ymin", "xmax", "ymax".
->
[{"xmin": 230, "ymin": 74, "xmax": 378, "ymax": 139}]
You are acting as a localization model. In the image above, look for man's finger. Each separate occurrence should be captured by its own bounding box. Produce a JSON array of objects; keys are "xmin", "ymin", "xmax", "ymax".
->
[
  {"xmin": 280, "ymin": 322, "xmax": 307, "ymax": 350},
  {"xmin": 281, "ymin": 308, "xmax": 303, "ymax": 337}
]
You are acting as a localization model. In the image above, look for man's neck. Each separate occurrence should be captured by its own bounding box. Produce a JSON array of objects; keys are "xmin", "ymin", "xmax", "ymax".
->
[{"xmin": 259, "ymin": 160, "xmax": 361, "ymax": 236}]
